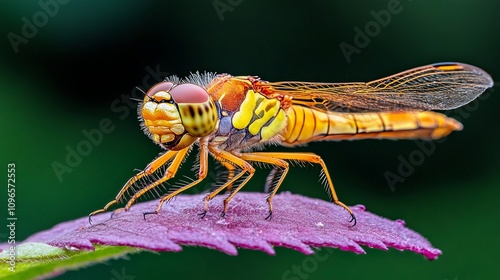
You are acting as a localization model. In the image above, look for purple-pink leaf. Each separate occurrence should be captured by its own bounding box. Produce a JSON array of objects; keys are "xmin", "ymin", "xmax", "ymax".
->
[{"xmin": 7, "ymin": 192, "xmax": 441, "ymax": 259}]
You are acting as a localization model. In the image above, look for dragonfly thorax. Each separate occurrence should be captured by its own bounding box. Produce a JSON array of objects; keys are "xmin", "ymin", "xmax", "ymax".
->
[{"xmin": 141, "ymin": 82, "xmax": 218, "ymax": 150}]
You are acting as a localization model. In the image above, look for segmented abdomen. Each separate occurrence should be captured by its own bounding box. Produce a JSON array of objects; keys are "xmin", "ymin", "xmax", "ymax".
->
[{"xmin": 281, "ymin": 105, "xmax": 462, "ymax": 145}]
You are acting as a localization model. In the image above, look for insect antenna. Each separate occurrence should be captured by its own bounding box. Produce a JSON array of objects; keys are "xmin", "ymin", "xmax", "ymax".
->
[
  {"xmin": 136, "ymin": 86, "xmax": 146, "ymax": 95},
  {"xmin": 129, "ymin": 86, "xmax": 146, "ymax": 103}
]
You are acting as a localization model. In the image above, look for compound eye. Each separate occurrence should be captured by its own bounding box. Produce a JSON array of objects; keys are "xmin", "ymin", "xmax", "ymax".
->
[
  {"xmin": 169, "ymin": 83, "xmax": 209, "ymax": 104},
  {"xmin": 146, "ymin": 82, "xmax": 174, "ymax": 97}
]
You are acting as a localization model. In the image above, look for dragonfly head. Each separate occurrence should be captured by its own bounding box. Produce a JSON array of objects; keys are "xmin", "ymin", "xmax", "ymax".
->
[{"xmin": 141, "ymin": 82, "xmax": 218, "ymax": 150}]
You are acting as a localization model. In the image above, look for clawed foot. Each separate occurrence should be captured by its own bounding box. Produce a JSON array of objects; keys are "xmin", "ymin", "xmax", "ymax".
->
[
  {"xmin": 88, "ymin": 214, "xmax": 95, "ymax": 225},
  {"xmin": 142, "ymin": 211, "xmax": 158, "ymax": 220},
  {"xmin": 265, "ymin": 198, "xmax": 274, "ymax": 221},
  {"xmin": 219, "ymin": 210, "xmax": 226, "ymax": 218},
  {"xmin": 348, "ymin": 213, "xmax": 357, "ymax": 227},
  {"xmin": 87, "ymin": 207, "xmax": 124, "ymax": 225},
  {"xmin": 197, "ymin": 210, "xmax": 207, "ymax": 219},
  {"xmin": 265, "ymin": 211, "xmax": 273, "ymax": 221}
]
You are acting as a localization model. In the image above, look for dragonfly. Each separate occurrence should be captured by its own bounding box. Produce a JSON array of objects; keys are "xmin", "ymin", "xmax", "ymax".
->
[{"xmin": 89, "ymin": 62, "xmax": 493, "ymax": 226}]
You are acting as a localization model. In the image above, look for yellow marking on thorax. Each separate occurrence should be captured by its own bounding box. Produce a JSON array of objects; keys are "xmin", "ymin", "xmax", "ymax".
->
[
  {"xmin": 232, "ymin": 90, "xmax": 258, "ymax": 130},
  {"xmin": 232, "ymin": 90, "xmax": 287, "ymax": 141},
  {"xmin": 261, "ymin": 110, "xmax": 286, "ymax": 140},
  {"xmin": 248, "ymin": 98, "xmax": 279, "ymax": 135}
]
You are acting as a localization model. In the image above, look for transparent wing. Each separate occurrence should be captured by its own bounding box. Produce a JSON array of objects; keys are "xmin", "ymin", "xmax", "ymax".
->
[{"xmin": 264, "ymin": 63, "xmax": 493, "ymax": 112}]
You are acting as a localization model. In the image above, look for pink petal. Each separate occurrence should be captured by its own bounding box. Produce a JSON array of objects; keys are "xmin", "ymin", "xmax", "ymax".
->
[{"xmin": 1, "ymin": 192, "xmax": 442, "ymax": 259}]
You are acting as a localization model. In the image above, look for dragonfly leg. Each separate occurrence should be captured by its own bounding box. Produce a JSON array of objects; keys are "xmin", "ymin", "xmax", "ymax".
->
[
  {"xmin": 199, "ymin": 167, "xmax": 247, "ymax": 218},
  {"xmin": 238, "ymin": 153, "xmax": 289, "ymax": 220},
  {"xmin": 88, "ymin": 150, "xmax": 178, "ymax": 224},
  {"xmin": 243, "ymin": 152, "xmax": 356, "ymax": 226},
  {"xmin": 111, "ymin": 148, "xmax": 190, "ymax": 218},
  {"xmin": 201, "ymin": 146, "xmax": 255, "ymax": 217},
  {"xmin": 220, "ymin": 161, "xmax": 236, "ymax": 193},
  {"xmin": 144, "ymin": 142, "xmax": 209, "ymax": 218}
]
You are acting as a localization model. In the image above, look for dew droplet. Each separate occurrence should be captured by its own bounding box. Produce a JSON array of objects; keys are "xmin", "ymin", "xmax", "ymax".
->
[
  {"xmin": 216, "ymin": 219, "xmax": 230, "ymax": 226},
  {"xmin": 395, "ymin": 219, "xmax": 406, "ymax": 226},
  {"xmin": 353, "ymin": 204, "xmax": 366, "ymax": 212}
]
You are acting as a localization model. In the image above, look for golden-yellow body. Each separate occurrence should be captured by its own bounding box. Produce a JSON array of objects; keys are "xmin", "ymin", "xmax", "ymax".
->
[{"xmin": 283, "ymin": 108, "xmax": 462, "ymax": 145}]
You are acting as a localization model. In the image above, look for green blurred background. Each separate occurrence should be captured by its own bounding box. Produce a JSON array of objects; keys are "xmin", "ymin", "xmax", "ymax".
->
[{"xmin": 1, "ymin": 0, "xmax": 499, "ymax": 279}]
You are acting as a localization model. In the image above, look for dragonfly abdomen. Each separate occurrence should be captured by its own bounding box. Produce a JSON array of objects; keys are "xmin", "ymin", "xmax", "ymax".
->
[{"xmin": 281, "ymin": 105, "xmax": 463, "ymax": 145}]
